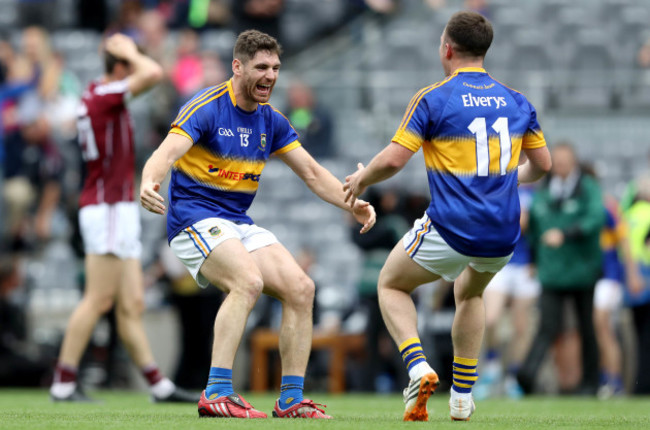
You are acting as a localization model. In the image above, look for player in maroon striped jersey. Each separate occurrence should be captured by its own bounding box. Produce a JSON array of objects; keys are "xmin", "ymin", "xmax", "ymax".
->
[{"xmin": 50, "ymin": 33, "xmax": 196, "ymax": 403}]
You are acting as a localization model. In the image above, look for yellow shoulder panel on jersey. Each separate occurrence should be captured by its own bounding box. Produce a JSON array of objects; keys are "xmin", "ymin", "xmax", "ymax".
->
[
  {"xmin": 169, "ymin": 127, "xmax": 193, "ymax": 142},
  {"xmin": 397, "ymin": 71, "xmax": 459, "ymax": 133},
  {"xmin": 172, "ymin": 82, "xmax": 227, "ymax": 125},
  {"xmin": 273, "ymin": 140, "xmax": 301, "ymax": 155}
]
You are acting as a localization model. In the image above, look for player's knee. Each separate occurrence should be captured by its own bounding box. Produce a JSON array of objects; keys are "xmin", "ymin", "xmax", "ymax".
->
[
  {"xmin": 117, "ymin": 296, "xmax": 145, "ymax": 319},
  {"xmin": 285, "ymin": 274, "xmax": 315, "ymax": 309},
  {"xmin": 233, "ymin": 275, "xmax": 264, "ymax": 307},
  {"xmin": 90, "ymin": 295, "xmax": 115, "ymax": 314}
]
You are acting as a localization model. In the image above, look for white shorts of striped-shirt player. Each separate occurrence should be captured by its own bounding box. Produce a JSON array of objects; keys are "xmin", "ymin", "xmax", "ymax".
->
[
  {"xmin": 593, "ymin": 278, "xmax": 623, "ymax": 312},
  {"xmin": 79, "ymin": 201, "xmax": 142, "ymax": 259},
  {"xmin": 485, "ymin": 263, "xmax": 541, "ymax": 299},
  {"xmin": 170, "ymin": 217, "xmax": 278, "ymax": 288},
  {"xmin": 402, "ymin": 213, "xmax": 512, "ymax": 282}
]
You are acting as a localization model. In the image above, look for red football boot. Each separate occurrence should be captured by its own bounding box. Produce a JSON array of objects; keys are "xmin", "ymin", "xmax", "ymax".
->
[
  {"xmin": 272, "ymin": 399, "xmax": 332, "ymax": 419},
  {"xmin": 198, "ymin": 391, "xmax": 267, "ymax": 418}
]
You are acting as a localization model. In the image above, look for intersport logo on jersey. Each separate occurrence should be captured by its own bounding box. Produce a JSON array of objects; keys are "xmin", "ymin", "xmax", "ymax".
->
[
  {"xmin": 208, "ymin": 165, "xmax": 260, "ymax": 182},
  {"xmin": 461, "ymin": 93, "xmax": 507, "ymax": 109}
]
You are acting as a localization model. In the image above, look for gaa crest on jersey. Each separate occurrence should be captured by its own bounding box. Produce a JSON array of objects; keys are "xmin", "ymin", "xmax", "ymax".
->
[
  {"xmin": 258, "ymin": 134, "xmax": 267, "ymax": 151},
  {"xmin": 209, "ymin": 226, "xmax": 222, "ymax": 237}
]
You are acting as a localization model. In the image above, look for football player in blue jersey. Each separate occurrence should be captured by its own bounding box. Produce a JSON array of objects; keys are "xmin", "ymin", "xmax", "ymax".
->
[
  {"xmin": 344, "ymin": 11, "xmax": 551, "ymax": 422},
  {"xmin": 140, "ymin": 30, "xmax": 375, "ymax": 419}
]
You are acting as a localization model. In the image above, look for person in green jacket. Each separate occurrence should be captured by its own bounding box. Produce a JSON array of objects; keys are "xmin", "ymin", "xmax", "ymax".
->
[{"xmin": 517, "ymin": 142, "xmax": 605, "ymax": 395}]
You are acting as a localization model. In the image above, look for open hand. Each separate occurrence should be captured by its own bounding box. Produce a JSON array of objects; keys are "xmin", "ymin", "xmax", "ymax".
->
[
  {"xmin": 343, "ymin": 163, "xmax": 367, "ymax": 208},
  {"xmin": 351, "ymin": 198, "xmax": 376, "ymax": 234},
  {"xmin": 140, "ymin": 182, "xmax": 166, "ymax": 214}
]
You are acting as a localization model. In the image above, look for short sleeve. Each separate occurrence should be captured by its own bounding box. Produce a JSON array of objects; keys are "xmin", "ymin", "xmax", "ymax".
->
[
  {"xmin": 170, "ymin": 88, "xmax": 215, "ymax": 143},
  {"xmin": 391, "ymin": 90, "xmax": 429, "ymax": 152},
  {"xmin": 269, "ymin": 107, "xmax": 300, "ymax": 155},
  {"xmin": 522, "ymin": 101, "xmax": 546, "ymax": 149}
]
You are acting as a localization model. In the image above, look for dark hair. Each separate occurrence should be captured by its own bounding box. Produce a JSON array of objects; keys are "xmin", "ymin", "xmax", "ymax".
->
[
  {"xmin": 233, "ymin": 29, "xmax": 282, "ymax": 63},
  {"xmin": 445, "ymin": 11, "xmax": 493, "ymax": 58},
  {"xmin": 104, "ymin": 51, "xmax": 129, "ymax": 74}
]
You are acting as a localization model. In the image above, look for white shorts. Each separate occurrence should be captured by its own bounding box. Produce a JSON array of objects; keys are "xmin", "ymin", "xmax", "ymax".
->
[
  {"xmin": 403, "ymin": 214, "xmax": 512, "ymax": 282},
  {"xmin": 485, "ymin": 263, "xmax": 541, "ymax": 299},
  {"xmin": 593, "ymin": 278, "xmax": 623, "ymax": 311},
  {"xmin": 170, "ymin": 217, "xmax": 278, "ymax": 288},
  {"xmin": 78, "ymin": 202, "xmax": 142, "ymax": 259}
]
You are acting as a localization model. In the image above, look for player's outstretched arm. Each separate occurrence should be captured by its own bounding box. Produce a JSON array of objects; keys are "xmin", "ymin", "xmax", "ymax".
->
[
  {"xmin": 343, "ymin": 142, "xmax": 414, "ymax": 207},
  {"xmin": 518, "ymin": 146, "xmax": 552, "ymax": 184},
  {"xmin": 277, "ymin": 146, "xmax": 376, "ymax": 233},
  {"xmin": 140, "ymin": 133, "xmax": 193, "ymax": 214},
  {"xmin": 104, "ymin": 33, "xmax": 163, "ymax": 97}
]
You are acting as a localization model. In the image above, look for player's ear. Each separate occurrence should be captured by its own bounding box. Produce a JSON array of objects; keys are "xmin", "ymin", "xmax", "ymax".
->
[
  {"xmin": 445, "ymin": 43, "xmax": 453, "ymax": 60},
  {"xmin": 232, "ymin": 58, "xmax": 243, "ymax": 76}
]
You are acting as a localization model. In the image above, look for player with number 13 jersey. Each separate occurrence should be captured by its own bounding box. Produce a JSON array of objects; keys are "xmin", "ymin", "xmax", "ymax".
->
[
  {"xmin": 393, "ymin": 68, "xmax": 546, "ymax": 257},
  {"xmin": 166, "ymin": 78, "xmax": 299, "ymax": 243}
]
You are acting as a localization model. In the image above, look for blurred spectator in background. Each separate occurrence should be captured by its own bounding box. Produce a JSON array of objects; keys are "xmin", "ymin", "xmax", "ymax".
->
[
  {"xmin": 233, "ymin": 0, "xmax": 284, "ymax": 43},
  {"xmin": 350, "ymin": 188, "xmax": 408, "ymax": 392},
  {"xmin": 424, "ymin": 0, "xmax": 446, "ymax": 10},
  {"xmin": 200, "ymin": 51, "xmax": 227, "ymax": 87},
  {"xmin": 170, "ymin": 29, "xmax": 204, "ymax": 100},
  {"xmin": 620, "ymin": 150, "xmax": 650, "ymax": 212},
  {"xmin": 106, "ymin": 0, "xmax": 144, "ymax": 40},
  {"xmin": 0, "ymin": 255, "xmax": 50, "ymax": 386},
  {"xmin": 622, "ymin": 173, "xmax": 650, "ymax": 394},
  {"xmin": 3, "ymin": 27, "xmax": 67, "ymax": 247},
  {"xmin": 363, "ymin": 0, "xmax": 399, "ymax": 14},
  {"xmin": 637, "ymin": 39, "xmax": 650, "ymax": 69},
  {"xmin": 286, "ymin": 81, "xmax": 334, "ymax": 160},
  {"xmin": 477, "ymin": 184, "xmax": 539, "ymax": 399},
  {"xmin": 137, "ymin": 8, "xmax": 175, "ymax": 68},
  {"xmin": 134, "ymin": 8, "xmax": 180, "ymax": 165},
  {"xmin": 0, "ymin": 34, "xmax": 38, "ymax": 230},
  {"xmin": 592, "ymin": 195, "xmax": 643, "ymax": 398},
  {"xmin": 463, "ymin": 0, "xmax": 491, "ymax": 18},
  {"xmin": 518, "ymin": 143, "xmax": 605, "ymax": 395}
]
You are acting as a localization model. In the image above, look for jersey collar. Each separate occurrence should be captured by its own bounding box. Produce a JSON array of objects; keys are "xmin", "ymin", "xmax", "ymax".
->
[
  {"xmin": 226, "ymin": 79, "xmax": 237, "ymax": 107},
  {"xmin": 454, "ymin": 67, "xmax": 486, "ymax": 74}
]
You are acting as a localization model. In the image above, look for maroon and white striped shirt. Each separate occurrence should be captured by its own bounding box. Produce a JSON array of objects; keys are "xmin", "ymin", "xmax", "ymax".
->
[{"xmin": 77, "ymin": 78, "xmax": 135, "ymax": 207}]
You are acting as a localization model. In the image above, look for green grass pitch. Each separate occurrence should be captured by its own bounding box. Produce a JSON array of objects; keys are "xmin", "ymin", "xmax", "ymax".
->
[{"xmin": 1, "ymin": 389, "xmax": 649, "ymax": 429}]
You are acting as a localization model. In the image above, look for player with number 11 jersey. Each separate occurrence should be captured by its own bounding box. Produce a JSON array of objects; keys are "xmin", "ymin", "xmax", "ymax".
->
[{"xmin": 393, "ymin": 68, "xmax": 546, "ymax": 258}]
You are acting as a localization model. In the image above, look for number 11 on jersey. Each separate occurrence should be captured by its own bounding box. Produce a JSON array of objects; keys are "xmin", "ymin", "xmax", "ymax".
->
[{"xmin": 468, "ymin": 117, "xmax": 512, "ymax": 176}]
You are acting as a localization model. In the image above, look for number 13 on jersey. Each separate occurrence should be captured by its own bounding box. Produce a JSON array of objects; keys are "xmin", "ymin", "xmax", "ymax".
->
[{"xmin": 468, "ymin": 117, "xmax": 512, "ymax": 177}]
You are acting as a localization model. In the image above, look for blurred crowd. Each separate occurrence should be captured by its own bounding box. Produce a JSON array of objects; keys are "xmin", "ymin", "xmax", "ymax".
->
[{"xmin": 1, "ymin": 0, "xmax": 650, "ymax": 400}]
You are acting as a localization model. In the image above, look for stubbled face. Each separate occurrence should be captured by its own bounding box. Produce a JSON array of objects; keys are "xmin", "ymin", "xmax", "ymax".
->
[{"xmin": 236, "ymin": 50, "xmax": 280, "ymax": 108}]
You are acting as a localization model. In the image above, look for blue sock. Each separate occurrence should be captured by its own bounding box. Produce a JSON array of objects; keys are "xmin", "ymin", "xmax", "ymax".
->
[
  {"xmin": 486, "ymin": 349, "xmax": 499, "ymax": 362},
  {"xmin": 205, "ymin": 367, "xmax": 234, "ymax": 399},
  {"xmin": 279, "ymin": 375, "xmax": 304, "ymax": 409}
]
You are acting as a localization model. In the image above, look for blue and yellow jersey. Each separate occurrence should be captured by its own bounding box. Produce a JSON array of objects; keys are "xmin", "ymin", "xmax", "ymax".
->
[
  {"xmin": 392, "ymin": 67, "xmax": 546, "ymax": 257},
  {"xmin": 166, "ymin": 79, "xmax": 300, "ymax": 242},
  {"xmin": 601, "ymin": 198, "xmax": 626, "ymax": 282}
]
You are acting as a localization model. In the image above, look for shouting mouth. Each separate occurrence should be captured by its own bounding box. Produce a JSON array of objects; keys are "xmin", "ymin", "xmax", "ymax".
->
[{"xmin": 256, "ymin": 83, "xmax": 271, "ymax": 97}]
